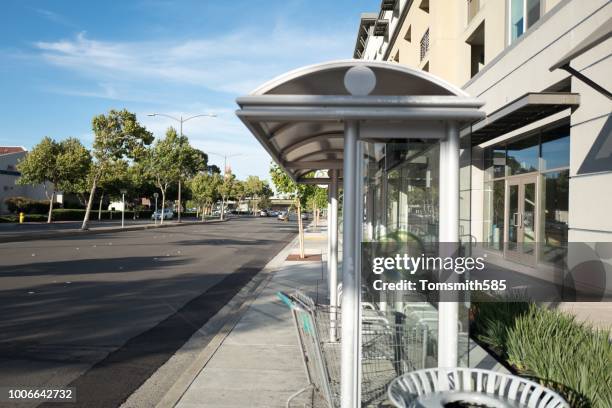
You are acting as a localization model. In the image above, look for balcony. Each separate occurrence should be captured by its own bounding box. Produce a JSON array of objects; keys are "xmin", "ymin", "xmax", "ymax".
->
[{"xmin": 420, "ymin": 28, "xmax": 430, "ymax": 61}]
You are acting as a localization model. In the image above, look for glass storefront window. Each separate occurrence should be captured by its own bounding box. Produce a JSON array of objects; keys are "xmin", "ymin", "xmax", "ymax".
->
[
  {"xmin": 541, "ymin": 170, "xmax": 569, "ymax": 264},
  {"xmin": 484, "ymin": 147, "xmax": 506, "ymax": 180},
  {"xmin": 507, "ymin": 137, "xmax": 539, "ymax": 175},
  {"xmin": 483, "ymin": 180, "xmax": 505, "ymax": 250},
  {"xmin": 541, "ymin": 127, "xmax": 569, "ymax": 170}
]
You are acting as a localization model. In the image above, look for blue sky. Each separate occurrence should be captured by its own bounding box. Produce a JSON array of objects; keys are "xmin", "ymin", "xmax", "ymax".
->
[{"xmin": 0, "ymin": 0, "xmax": 376, "ymax": 180}]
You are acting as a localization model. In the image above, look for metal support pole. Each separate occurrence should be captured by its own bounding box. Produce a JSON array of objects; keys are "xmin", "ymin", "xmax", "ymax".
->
[
  {"xmin": 438, "ymin": 121, "xmax": 460, "ymax": 369},
  {"xmin": 341, "ymin": 121, "xmax": 360, "ymax": 408},
  {"xmin": 329, "ymin": 169, "xmax": 339, "ymax": 341},
  {"xmin": 121, "ymin": 193, "xmax": 125, "ymax": 228}
]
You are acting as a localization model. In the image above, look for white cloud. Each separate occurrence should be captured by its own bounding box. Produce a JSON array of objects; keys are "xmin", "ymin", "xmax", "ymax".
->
[
  {"xmin": 30, "ymin": 22, "xmax": 356, "ymax": 181},
  {"xmin": 33, "ymin": 26, "xmax": 353, "ymax": 95}
]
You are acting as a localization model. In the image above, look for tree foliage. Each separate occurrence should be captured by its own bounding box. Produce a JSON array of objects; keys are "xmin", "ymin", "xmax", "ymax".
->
[
  {"xmin": 17, "ymin": 137, "xmax": 91, "ymax": 223},
  {"xmin": 82, "ymin": 109, "xmax": 153, "ymax": 229}
]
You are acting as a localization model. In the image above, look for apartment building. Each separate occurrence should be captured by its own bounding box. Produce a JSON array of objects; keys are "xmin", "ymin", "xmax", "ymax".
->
[{"xmin": 355, "ymin": 0, "xmax": 611, "ymax": 273}]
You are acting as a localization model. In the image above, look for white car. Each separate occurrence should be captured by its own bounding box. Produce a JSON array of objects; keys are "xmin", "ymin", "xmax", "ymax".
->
[{"xmin": 151, "ymin": 209, "xmax": 174, "ymax": 220}]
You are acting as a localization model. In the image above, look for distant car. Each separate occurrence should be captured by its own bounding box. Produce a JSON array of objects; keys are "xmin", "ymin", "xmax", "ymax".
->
[
  {"xmin": 259, "ymin": 210, "xmax": 268, "ymax": 217},
  {"xmin": 269, "ymin": 210, "xmax": 278, "ymax": 217},
  {"xmin": 301, "ymin": 212, "xmax": 309, "ymax": 220},
  {"xmin": 277, "ymin": 211, "xmax": 288, "ymax": 221},
  {"xmin": 151, "ymin": 208, "xmax": 174, "ymax": 220}
]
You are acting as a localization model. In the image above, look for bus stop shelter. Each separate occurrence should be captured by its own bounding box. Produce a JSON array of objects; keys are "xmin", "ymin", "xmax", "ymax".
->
[{"xmin": 236, "ymin": 60, "xmax": 484, "ymax": 407}]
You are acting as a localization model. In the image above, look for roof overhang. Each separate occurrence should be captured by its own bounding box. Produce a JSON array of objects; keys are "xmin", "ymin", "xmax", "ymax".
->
[
  {"xmin": 236, "ymin": 60, "xmax": 484, "ymax": 182},
  {"xmin": 469, "ymin": 92, "xmax": 580, "ymax": 145}
]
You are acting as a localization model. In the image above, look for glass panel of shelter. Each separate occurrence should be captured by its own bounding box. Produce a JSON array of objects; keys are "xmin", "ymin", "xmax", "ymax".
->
[{"xmin": 361, "ymin": 139, "xmax": 470, "ymax": 406}]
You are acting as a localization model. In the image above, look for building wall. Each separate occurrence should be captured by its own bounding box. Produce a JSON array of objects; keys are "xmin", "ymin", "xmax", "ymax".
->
[
  {"xmin": 463, "ymin": 0, "xmax": 612, "ymax": 242},
  {"xmin": 357, "ymin": 0, "xmax": 612, "ymax": 243},
  {"xmin": 0, "ymin": 151, "xmax": 53, "ymax": 214}
]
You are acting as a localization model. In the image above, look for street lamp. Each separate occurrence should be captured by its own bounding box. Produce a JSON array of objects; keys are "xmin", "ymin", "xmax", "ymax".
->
[
  {"xmin": 120, "ymin": 189, "xmax": 127, "ymax": 228},
  {"xmin": 153, "ymin": 192, "xmax": 159, "ymax": 225},
  {"xmin": 147, "ymin": 112, "xmax": 216, "ymax": 223}
]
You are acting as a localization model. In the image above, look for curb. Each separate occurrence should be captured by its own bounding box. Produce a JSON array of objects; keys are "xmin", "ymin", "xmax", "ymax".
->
[
  {"xmin": 0, "ymin": 218, "xmax": 231, "ymax": 244},
  {"xmin": 121, "ymin": 234, "xmax": 300, "ymax": 408}
]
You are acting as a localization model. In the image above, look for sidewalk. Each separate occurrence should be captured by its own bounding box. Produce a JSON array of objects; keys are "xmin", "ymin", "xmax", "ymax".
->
[{"xmin": 174, "ymin": 223, "xmax": 328, "ymax": 408}]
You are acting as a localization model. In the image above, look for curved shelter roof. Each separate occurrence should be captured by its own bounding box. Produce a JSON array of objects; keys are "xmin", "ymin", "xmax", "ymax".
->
[{"xmin": 236, "ymin": 60, "xmax": 484, "ymax": 182}]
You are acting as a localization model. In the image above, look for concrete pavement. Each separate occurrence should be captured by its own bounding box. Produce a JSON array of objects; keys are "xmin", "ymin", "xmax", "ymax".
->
[{"xmin": 162, "ymin": 223, "xmax": 329, "ymax": 408}]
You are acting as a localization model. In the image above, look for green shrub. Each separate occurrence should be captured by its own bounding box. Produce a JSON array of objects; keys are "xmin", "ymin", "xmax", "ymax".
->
[
  {"xmin": 3, "ymin": 196, "xmax": 49, "ymax": 214},
  {"xmin": 473, "ymin": 302, "xmax": 611, "ymax": 407},
  {"xmin": 0, "ymin": 214, "xmax": 47, "ymax": 223}
]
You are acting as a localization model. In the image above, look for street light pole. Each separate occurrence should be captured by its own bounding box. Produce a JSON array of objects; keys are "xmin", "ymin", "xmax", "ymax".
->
[
  {"xmin": 120, "ymin": 189, "xmax": 127, "ymax": 228},
  {"xmin": 148, "ymin": 112, "xmax": 216, "ymax": 223}
]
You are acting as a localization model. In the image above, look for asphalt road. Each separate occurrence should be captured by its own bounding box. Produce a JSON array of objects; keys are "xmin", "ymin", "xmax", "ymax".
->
[
  {"xmin": 0, "ymin": 217, "xmax": 296, "ymax": 408},
  {"xmin": 0, "ymin": 217, "xmax": 206, "ymax": 239}
]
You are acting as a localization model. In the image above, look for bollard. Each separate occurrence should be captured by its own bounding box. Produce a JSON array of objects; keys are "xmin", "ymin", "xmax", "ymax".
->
[{"xmin": 19, "ymin": 212, "xmax": 25, "ymax": 224}]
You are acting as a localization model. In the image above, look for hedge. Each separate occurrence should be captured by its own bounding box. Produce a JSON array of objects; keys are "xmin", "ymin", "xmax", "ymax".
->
[
  {"xmin": 3, "ymin": 197, "xmax": 50, "ymax": 214},
  {"xmin": 472, "ymin": 302, "xmax": 611, "ymax": 407}
]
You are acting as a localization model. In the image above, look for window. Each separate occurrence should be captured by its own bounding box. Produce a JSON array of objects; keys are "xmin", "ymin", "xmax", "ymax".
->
[
  {"xmin": 541, "ymin": 127, "xmax": 569, "ymax": 170},
  {"xmin": 483, "ymin": 179, "xmax": 505, "ymax": 250},
  {"xmin": 506, "ymin": 137, "xmax": 539, "ymax": 175},
  {"xmin": 484, "ymin": 147, "xmax": 506, "ymax": 180},
  {"xmin": 509, "ymin": 0, "xmax": 540, "ymax": 43},
  {"xmin": 542, "ymin": 170, "xmax": 569, "ymax": 264}
]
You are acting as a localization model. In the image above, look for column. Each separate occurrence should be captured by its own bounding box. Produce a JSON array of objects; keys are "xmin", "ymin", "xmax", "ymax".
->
[
  {"xmin": 341, "ymin": 120, "xmax": 360, "ymax": 408},
  {"xmin": 438, "ymin": 121, "xmax": 460, "ymax": 368}
]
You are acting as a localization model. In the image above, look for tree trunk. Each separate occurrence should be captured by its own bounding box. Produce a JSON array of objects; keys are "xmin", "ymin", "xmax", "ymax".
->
[
  {"xmin": 220, "ymin": 197, "xmax": 225, "ymax": 221},
  {"xmin": 297, "ymin": 201, "xmax": 305, "ymax": 259},
  {"xmin": 47, "ymin": 191, "xmax": 55, "ymax": 224},
  {"xmin": 178, "ymin": 179, "xmax": 182, "ymax": 223},
  {"xmin": 82, "ymin": 178, "xmax": 97, "ymax": 230},
  {"xmin": 160, "ymin": 190, "xmax": 166, "ymax": 225},
  {"xmin": 98, "ymin": 193, "xmax": 104, "ymax": 220}
]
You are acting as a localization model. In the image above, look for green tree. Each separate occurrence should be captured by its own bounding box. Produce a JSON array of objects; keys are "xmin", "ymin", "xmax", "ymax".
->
[
  {"xmin": 307, "ymin": 185, "xmax": 328, "ymax": 227},
  {"xmin": 176, "ymin": 141, "xmax": 207, "ymax": 222},
  {"xmin": 219, "ymin": 170, "xmax": 236, "ymax": 220},
  {"xmin": 17, "ymin": 137, "xmax": 91, "ymax": 223},
  {"xmin": 232, "ymin": 180, "xmax": 246, "ymax": 213},
  {"xmin": 82, "ymin": 109, "xmax": 153, "ymax": 229},
  {"xmin": 144, "ymin": 127, "xmax": 182, "ymax": 224},
  {"xmin": 189, "ymin": 172, "xmax": 221, "ymax": 220},
  {"xmin": 270, "ymin": 163, "xmax": 313, "ymax": 258}
]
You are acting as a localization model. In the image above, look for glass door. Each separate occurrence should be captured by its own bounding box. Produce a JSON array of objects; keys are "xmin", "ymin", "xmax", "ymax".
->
[{"xmin": 505, "ymin": 174, "xmax": 538, "ymax": 265}]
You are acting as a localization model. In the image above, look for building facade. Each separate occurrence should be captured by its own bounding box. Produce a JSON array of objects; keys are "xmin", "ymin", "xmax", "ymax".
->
[
  {"xmin": 0, "ymin": 147, "xmax": 52, "ymax": 214},
  {"xmin": 355, "ymin": 0, "xmax": 611, "ymax": 272}
]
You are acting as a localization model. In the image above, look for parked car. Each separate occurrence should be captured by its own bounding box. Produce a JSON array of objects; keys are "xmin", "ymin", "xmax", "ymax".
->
[
  {"xmin": 269, "ymin": 210, "xmax": 278, "ymax": 217},
  {"xmin": 151, "ymin": 208, "xmax": 174, "ymax": 220},
  {"xmin": 259, "ymin": 210, "xmax": 268, "ymax": 217},
  {"xmin": 277, "ymin": 211, "xmax": 288, "ymax": 221}
]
